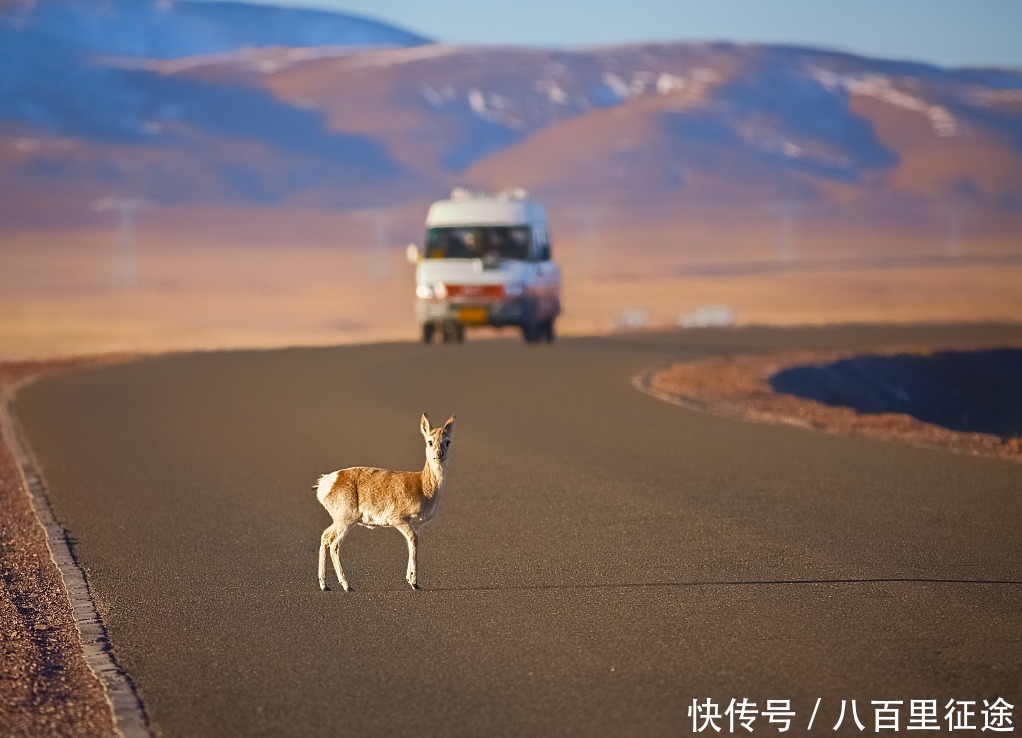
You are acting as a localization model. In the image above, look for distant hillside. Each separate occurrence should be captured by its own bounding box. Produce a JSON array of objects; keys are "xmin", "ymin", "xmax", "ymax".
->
[
  {"xmin": 0, "ymin": 0, "xmax": 429, "ymax": 58},
  {"xmin": 0, "ymin": 0, "xmax": 431, "ymax": 212},
  {"xmin": 1, "ymin": 4, "xmax": 1021, "ymax": 229}
]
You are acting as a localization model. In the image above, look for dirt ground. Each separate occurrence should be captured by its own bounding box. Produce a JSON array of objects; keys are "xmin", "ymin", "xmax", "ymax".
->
[
  {"xmin": 0, "ymin": 359, "xmax": 122, "ymax": 738},
  {"xmin": 640, "ymin": 345, "xmax": 1022, "ymax": 464}
]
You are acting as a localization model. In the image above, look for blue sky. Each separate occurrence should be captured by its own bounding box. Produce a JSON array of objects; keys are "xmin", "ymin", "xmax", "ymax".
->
[{"xmin": 231, "ymin": 0, "xmax": 1022, "ymax": 68}]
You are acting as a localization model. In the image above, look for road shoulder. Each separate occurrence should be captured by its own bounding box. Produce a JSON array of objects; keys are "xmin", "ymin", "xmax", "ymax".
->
[
  {"xmin": 635, "ymin": 344, "xmax": 1022, "ymax": 464},
  {"xmin": 0, "ymin": 358, "xmax": 130, "ymax": 737}
]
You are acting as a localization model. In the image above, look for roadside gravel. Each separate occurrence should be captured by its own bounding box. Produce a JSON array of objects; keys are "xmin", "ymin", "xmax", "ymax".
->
[
  {"xmin": 639, "ymin": 345, "xmax": 1022, "ymax": 464},
  {"xmin": 0, "ymin": 359, "xmax": 123, "ymax": 738}
]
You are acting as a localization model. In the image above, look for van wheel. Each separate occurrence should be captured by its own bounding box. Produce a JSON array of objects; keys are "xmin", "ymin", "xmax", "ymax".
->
[
  {"xmin": 421, "ymin": 323, "xmax": 435, "ymax": 344},
  {"xmin": 442, "ymin": 323, "xmax": 462, "ymax": 344},
  {"xmin": 542, "ymin": 319, "xmax": 555, "ymax": 343}
]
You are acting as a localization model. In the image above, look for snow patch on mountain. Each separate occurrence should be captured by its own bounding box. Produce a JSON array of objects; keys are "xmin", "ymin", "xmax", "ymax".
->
[
  {"xmin": 814, "ymin": 69, "xmax": 959, "ymax": 137},
  {"xmin": 739, "ymin": 124, "xmax": 852, "ymax": 169},
  {"xmin": 656, "ymin": 73, "xmax": 685, "ymax": 95},
  {"xmin": 466, "ymin": 89, "xmax": 524, "ymax": 129},
  {"xmin": 601, "ymin": 72, "xmax": 632, "ymax": 102},
  {"xmin": 601, "ymin": 69, "xmax": 717, "ymax": 102},
  {"xmin": 419, "ymin": 83, "xmax": 457, "ymax": 109},
  {"xmin": 467, "ymin": 89, "xmax": 488, "ymax": 116},
  {"xmin": 848, "ymin": 75, "xmax": 959, "ymax": 137},
  {"xmin": 534, "ymin": 79, "xmax": 569, "ymax": 105}
]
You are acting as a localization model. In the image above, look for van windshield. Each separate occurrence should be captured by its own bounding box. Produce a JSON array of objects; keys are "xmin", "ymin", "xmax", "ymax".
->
[{"xmin": 425, "ymin": 226, "xmax": 531, "ymax": 261}]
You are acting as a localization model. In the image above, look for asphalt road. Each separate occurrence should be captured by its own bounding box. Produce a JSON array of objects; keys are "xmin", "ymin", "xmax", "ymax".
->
[{"xmin": 13, "ymin": 325, "xmax": 1022, "ymax": 737}]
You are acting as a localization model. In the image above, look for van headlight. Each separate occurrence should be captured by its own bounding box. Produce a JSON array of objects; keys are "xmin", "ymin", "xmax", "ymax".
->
[
  {"xmin": 504, "ymin": 282, "xmax": 524, "ymax": 297},
  {"xmin": 416, "ymin": 282, "xmax": 447, "ymax": 299}
]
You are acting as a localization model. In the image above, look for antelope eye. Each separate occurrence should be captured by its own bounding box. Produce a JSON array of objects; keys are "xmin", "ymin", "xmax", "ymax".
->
[{"xmin": 428, "ymin": 440, "xmax": 433, "ymax": 446}]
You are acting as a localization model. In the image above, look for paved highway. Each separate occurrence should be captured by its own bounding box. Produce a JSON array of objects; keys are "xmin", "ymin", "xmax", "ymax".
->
[{"xmin": 13, "ymin": 326, "xmax": 1022, "ymax": 736}]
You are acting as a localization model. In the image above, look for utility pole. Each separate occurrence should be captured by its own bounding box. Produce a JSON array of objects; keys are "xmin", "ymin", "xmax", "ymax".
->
[
  {"xmin": 945, "ymin": 205, "xmax": 963, "ymax": 260},
  {"xmin": 92, "ymin": 197, "xmax": 147, "ymax": 287},
  {"xmin": 357, "ymin": 208, "xmax": 392, "ymax": 279},
  {"xmin": 762, "ymin": 202, "xmax": 807, "ymax": 267},
  {"xmin": 567, "ymin": 204, "xmax": 601, "ymax": 274}
]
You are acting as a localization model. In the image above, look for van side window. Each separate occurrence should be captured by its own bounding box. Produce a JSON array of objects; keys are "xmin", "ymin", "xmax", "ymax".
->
[{"xmin": 533, "ymin": 225, "xmax": 551, "ymax": 262}]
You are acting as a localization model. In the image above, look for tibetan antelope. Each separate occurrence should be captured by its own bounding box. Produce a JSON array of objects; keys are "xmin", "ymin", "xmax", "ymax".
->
[{"xmin": 315, "ymin": 413, "xmax": 456, "ymax": 591}]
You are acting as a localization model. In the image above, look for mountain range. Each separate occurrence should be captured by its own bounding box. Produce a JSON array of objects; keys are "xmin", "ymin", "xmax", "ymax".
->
[{"xmin": 2, "ymin": 0, "xmax": 1022, "ymax": 230}]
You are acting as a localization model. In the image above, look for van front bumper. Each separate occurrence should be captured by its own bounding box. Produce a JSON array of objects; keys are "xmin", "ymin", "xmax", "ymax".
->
[{"xmin": 416, "ymin": 297, "xmax": 538, "ymax": 327}]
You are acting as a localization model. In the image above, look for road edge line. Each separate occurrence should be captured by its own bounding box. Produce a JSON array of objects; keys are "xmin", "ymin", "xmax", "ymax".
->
[
  {"xmin": 1, "ymin": 374, "xmax": 152, "ymax": 738},
  {"xmin": 631, "ymin": 358, "xmax": 816, "ymax": 431}
]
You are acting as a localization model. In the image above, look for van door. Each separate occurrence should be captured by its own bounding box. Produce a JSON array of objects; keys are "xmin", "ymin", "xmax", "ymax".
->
[{"xmin": 531, "ymin": 223, "xmax": 561, "ymax": 319}]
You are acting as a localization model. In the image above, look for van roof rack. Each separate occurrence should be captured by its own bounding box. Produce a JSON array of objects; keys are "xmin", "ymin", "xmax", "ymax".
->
[{"xmin": 450, "ymin": 187, "xmax": 528, "ymax": 202}]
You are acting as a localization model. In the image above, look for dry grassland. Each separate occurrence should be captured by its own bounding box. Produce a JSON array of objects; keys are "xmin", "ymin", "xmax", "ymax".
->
[{"xmin": 2, "ymin": 206, "xmax": 1020, "ymax": 360}]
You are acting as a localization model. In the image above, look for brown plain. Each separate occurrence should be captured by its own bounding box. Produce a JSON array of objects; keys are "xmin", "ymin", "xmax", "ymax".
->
[{"xmin": 2, "ymin": 203, "xmax": 1021, "ymax": 361}]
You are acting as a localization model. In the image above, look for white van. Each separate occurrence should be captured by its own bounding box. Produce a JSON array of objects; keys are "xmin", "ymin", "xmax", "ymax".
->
[{"xmin": 409, "ymin": 189, "xmax": 561, "ymax": 343}]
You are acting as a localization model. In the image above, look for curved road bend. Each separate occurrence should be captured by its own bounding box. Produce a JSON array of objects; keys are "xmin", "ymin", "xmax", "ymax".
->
[{"xmin": 13, "ymin": 325, "xmax": 1022, "ymax": 737}]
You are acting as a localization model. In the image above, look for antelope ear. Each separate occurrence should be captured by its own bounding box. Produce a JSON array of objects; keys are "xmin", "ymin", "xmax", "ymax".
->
[
  {"xmin": 442, "ymin": 414, "xmax": 456, "ymax": 438},
  {"xmin": 420, "ymin": 413, "xmax": 432, "ymax": 437}
]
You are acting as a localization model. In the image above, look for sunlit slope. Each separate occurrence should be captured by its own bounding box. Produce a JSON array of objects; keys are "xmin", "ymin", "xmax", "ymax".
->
[
  {"xmin": 1, "ymin": 14, "xmax": 1021, "ymax": 229},
  {"xmin": 462, "ymin": 46, "xmax": 1022, "ymax": 212}
]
